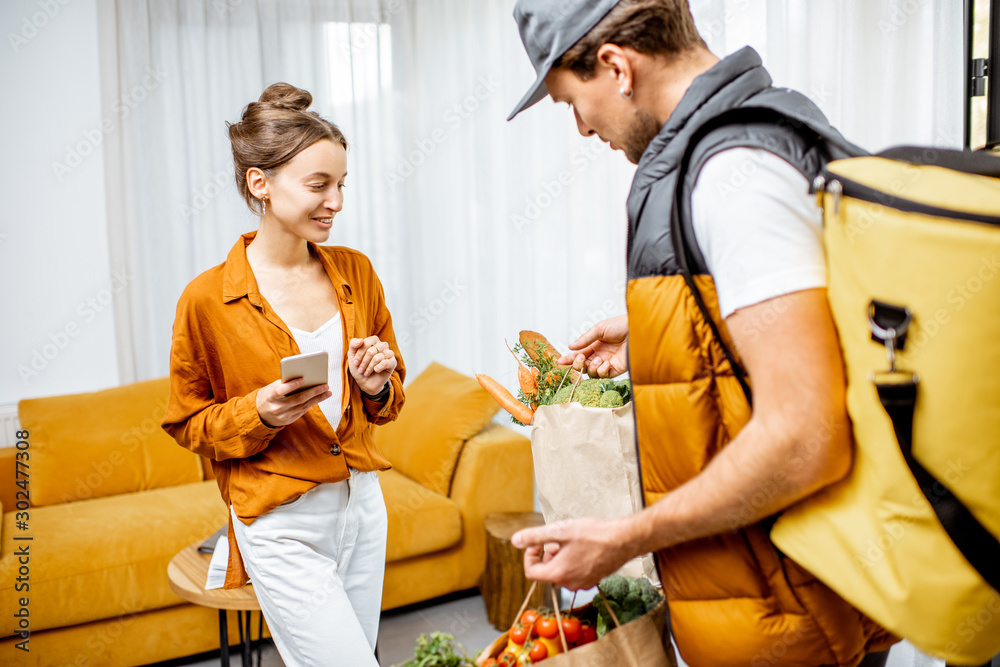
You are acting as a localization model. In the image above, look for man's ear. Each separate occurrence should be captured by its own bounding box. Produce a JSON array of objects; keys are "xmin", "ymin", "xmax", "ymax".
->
[
  {"xmin": 595, "ymin": 43, "xmax": 633, "ymax": 93},
  {"xmin": 246, "ymin": 167, "xmax": 268, "ymax": 200}
]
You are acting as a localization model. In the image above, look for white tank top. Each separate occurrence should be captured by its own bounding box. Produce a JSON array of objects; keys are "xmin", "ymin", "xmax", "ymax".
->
[{"xmin": 288, "ymin": 312, "xmax": 345, "ymax": 431}]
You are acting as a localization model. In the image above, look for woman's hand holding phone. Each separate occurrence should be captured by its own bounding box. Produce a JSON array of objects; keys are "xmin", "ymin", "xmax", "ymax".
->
[
  {"xmin": 348, "ymin": 335, "xmax": 396, "ymax": 396},
  {"xmin": 256, "ymin": 379, "xmax": 332, "ymax": 428}
]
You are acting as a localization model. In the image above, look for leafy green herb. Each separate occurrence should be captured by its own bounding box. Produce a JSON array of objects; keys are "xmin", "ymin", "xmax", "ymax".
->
[
  {"xmin": 393, "ymin": 632, "xmax": 476, "ymax": 667},
  {"xmin": 512, "ymin": 341, "xmax": 572, "ymax": 411}
]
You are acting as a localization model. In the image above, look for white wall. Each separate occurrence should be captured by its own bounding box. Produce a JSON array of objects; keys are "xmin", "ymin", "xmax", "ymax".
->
[{"xmin": 0, "ymin": 0, "xmax": 119, "ymax": 405}]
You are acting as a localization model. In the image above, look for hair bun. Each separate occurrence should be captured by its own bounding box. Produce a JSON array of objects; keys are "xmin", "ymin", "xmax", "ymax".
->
[{"xmin": 257, "ymin": 82, "xmax": 312, "ymax": 111}]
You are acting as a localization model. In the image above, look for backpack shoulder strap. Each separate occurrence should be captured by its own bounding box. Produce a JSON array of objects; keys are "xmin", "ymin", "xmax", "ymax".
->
[
  {"xmin": 874, "ymin": 375, "xmax": 1000, "ymax": 593},
  {"xmin": 669, "ymin": 105, "xmax": 861, "ymax": 407},
  {"xmin": 878, "ymin": 145, "xmax": 1000, "ymax": 177}
]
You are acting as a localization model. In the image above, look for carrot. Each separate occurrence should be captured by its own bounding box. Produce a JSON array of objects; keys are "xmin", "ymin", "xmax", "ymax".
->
[
  {"xmin": 476, "ymin": 373, "xmax": 535, "ymax": 425},
  {"xmin": 517, "ymin": 364, "xmax": 537, "ymax": 396},
  {"xmin": 519, "ymin": 367, "xmax": 540, "ymax": 409},
  {"xmin": 506, "ymin": 339, "xmax": 538, "ymax": 397}
]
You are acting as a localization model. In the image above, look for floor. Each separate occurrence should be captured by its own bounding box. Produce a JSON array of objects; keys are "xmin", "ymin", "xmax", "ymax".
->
[
  {"xmin": 160, "ymin": 590, "xmax": 508, "ymax": 667},
  {"xmin": 158, "ymin": 590, "xmax": 980, "ymax": 667}
]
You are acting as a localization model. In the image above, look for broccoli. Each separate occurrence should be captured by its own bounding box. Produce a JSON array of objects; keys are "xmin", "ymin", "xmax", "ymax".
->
[
  {"xmin": 551, "ymin": 379, "xmax": 606, "ymax": 406},
  {"xmin": 599, "ymin": 390, "xmax": 624, "ymax": 408},
  {"xmin": 593, "ymin": 575, "xmax": 663, "ymax": 637},
  {"xmin": 552, "ymin": 378, "xmax": 631, "ymax": 408}
]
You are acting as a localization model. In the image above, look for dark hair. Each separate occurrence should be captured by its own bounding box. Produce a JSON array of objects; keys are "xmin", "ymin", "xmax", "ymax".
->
[
  {"xmin": 227, "ymin": 82, "xmax": 348, "ymax": 214},
  {"xmin": 557, "ymin": 0, "xmax": 706, "ymax": 80}
]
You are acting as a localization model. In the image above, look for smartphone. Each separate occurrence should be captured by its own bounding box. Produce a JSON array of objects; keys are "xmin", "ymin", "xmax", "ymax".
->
[{"xmin": 280, "ymin": 351, "xmax": 329, "ymax": 393}]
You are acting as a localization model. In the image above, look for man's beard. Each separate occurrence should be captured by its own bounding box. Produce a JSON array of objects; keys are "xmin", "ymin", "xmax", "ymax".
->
[{"xmin": 623, "ymin": 109, "xmax": 662, "ymax": 164}]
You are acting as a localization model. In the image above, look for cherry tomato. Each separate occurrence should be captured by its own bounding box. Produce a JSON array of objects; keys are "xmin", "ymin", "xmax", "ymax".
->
[
  {"xmin": 482, "ymin": 659, "xmax": 498, "ymax": 667},
  {"xmin": 560, "ymin": 616, "xmax": 582, "ymax": 644},
  {"xmin": 536, "ymin": 615, "xmax": 559, "ymax": 639},
  {"xmin": 498, "ymin": 651, "xmax": 518, "ymax": 666},
  {"xmin": 528, "ymin": 640, "xmax": 548, "ymax": 662},
  {"xmin": 509, "ymin": 622, "xmax": 529, "ymax": 646},
  {"xmin": 520, "ymin": 609, "xmax": 539, "ymax": 629},
  {"xmin": 578, "ymin": 624, "xmax": 598, "ymax": 645}
]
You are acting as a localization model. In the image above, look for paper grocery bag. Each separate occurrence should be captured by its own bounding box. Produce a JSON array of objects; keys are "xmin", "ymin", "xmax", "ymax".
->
[
  {"xmin": 530, "ymin": 402, "xmax": 656, "ymax": 581},
  {"xmin": 474, "ymin": 595, "xmax": 676, "ymax": 667},
  {"xmin": 546, "ymin": 601, "xmax": 676, "ymax": 667}
]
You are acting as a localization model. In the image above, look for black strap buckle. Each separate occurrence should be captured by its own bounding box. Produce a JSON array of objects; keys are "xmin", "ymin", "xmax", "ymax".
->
[{"xmin": 868, "ymin": 300, "xmax": 913, "ymax": 374}]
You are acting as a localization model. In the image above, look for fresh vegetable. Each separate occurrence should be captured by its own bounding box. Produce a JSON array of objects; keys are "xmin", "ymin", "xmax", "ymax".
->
[
  {"xmin": 395, "ymin": 631, "xmax": 475, "ymax": 667},
  {"xmin": 507, "ymin": 341, "xmax": 539, "ymax": 402},
  {"xmin": 520, "ymin": 366, "xmax": 540, "ymax": 406},
  {"xmin": 535, "ymin": 615, "xmax": 559, "ymax": 639},
  {"xmin": 476, "ymin": 373, "xmax": 535, "ymax": 425},
  {"xmin": 559, "ymin": 616, "xmax": 581, "ymax": 644},
  {"xmin": 507, "ymin": 334, "xmax": 631, "ymax": 421},
  {"xmin": 551, "ymin": 378, "xmax": 631, "ymax": 408},
  {"xmin": 577, "ymin": 624, "xmax": 598, "ymax": 645},
  {"xmin": 527, "ymin": 640, "xmax": 548, "ymax": 662},
  {"xmin": 598, "ymin": 390, "xmax": 624, "ymax": 408},
  {"xmin": 492, "ymin": 607, "xmax": 576, "ymax": 665},
  {"xmin": 508, "ymin": 622, "xmax": 528, "ymax": 646},
  {"xmin": 592, "ymin": 575, "xmax": 663, "ymax": 637}
]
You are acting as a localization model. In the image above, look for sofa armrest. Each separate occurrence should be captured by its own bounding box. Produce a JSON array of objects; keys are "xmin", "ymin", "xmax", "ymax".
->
[
  {"xmin": 0, "ymin": 447, "xmax": 16, "ymax": 515},
  {"xmin": 449, "ymin": 421, "xmax": 534, "ymax": 585}
]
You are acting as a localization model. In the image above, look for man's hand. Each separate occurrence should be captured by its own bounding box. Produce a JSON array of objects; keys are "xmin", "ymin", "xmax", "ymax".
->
[
  {"xmin": 557, "ymin": 314, "xmax": 629, "ymax": 378},
  {"xmin": 348, "ymin": 335, "xmax": 397, "ymax": 396},
  {"xmin": 256, "ymin": 379, "xmax": 332, "ymax": 428},
  {"xmin": 512, "ymin": 517, "xmax": 635, "ymax": 590}
]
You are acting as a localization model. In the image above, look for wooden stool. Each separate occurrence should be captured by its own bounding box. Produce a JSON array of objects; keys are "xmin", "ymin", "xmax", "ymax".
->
[{"xmin": 480, "ymin": 511, "xmax": 553, "ymax": 631}]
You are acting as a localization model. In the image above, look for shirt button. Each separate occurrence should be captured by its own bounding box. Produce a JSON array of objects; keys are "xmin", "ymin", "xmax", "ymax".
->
[{"xmin": 330, "ymin": 444, "xmax": 342, "ymax": 456}]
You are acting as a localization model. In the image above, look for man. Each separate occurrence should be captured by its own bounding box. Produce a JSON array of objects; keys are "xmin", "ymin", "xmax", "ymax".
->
[{"xmin": 506, "ymin": 1, "xmax": 898, "ymax": 665}]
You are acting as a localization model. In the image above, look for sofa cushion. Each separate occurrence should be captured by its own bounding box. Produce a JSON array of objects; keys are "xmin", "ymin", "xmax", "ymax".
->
[
  {"xmin": 378, "ymin": 469, "xmax": 462, "ymax": 563},
  {"xmin": 20, "ymin": 377, "xmax": 204, "ymax": 507},
  {"xmin": 0, "ymin": 480, "xmax": 226, "ymax": 636},
  {"xmin": 373, "ymin": 362, "xmax": 498, "ymax": 495}
]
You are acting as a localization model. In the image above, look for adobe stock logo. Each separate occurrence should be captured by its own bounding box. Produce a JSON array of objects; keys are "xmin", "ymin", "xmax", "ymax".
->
[{"xmin": 7, "ymin": 0, "xmax": 72, "ymax": 53}]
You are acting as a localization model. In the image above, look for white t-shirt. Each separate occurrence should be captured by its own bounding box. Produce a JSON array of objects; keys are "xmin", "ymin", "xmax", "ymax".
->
[
  {"xmin": 288, "ymin": 312, "xmax": 345, "ymax": 431},
  {"xmin": 691, "ymin": 147, "xmax": 826, "ymax": 319}
]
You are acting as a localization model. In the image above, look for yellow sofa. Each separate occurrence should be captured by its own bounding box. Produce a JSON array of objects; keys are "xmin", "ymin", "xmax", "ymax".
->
[{"xmin": 0, "ymin": 362, "xmax": 533, "ymax": 666}]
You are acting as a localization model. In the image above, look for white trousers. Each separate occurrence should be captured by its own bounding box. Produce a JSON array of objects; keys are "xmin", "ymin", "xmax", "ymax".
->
[{"xmin": 230, "ymin": 469, "xmax": 387, "ymax": 667}]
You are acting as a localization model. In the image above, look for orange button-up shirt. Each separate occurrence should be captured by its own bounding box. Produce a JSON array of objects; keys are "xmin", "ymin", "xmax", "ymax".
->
[{"xmin": 162, "ymin": 232, "xmax": 405, "ymax": 588}]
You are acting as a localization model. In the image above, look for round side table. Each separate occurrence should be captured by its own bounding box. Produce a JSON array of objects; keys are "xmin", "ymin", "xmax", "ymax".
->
[{"xmin": 167, "ymin": 541, "xmax": 264, "ymax": 667}]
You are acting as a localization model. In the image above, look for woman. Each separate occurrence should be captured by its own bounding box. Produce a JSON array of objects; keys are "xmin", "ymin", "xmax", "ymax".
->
[{"xmin": 162, "ymin": 82, "xmax": 404, "ymax": 666}]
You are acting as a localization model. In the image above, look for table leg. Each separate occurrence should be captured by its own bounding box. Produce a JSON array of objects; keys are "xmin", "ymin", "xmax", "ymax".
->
[
  {"xmin": 256, "ymin": 612, "xmax": 263, "ymax": 667},
  {"xmin": 242, "ymin": 611, "xmax": 252, "ymax": 667},
  {"xmin": 219, "ymin": 609, "xmax": 229, "ymax": 666}
]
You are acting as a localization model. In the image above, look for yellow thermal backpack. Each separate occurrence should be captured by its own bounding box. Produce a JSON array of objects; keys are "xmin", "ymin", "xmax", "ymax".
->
[{"xmin": 770, "ymin": 147, "xmax": 1000, "ymax": 665}]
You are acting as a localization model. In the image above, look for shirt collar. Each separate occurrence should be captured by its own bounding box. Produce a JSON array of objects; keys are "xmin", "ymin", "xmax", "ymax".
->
[
  {"xmin": 222, "ymin": 232, "xmax": 257, "ymax": 304},
  {"xmin": 221, "ymin": 231, "xmax": 351, "ymax": 304}
]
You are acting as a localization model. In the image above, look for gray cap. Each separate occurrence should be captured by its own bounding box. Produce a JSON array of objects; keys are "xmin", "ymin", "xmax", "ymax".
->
[{"xmin": 508, "ymin": 0, "xmax": 620, "ymax": 120}]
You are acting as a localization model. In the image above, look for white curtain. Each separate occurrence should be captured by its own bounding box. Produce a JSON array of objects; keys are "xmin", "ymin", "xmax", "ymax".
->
[
  {"xmin": 690, "ymin": 0, "xmax": 963, "ymax": 152},
  {"xmin": 103, "ymin": 0, "xmax": 964, "ymax": 393},
  {"xmin": 103, "ymin": 0, "xmax": 962, "ymax": 391}
]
